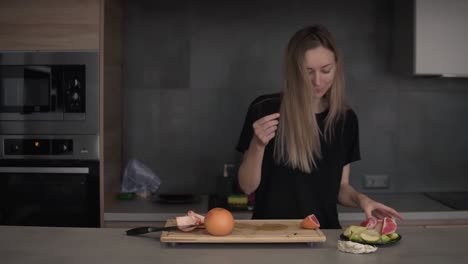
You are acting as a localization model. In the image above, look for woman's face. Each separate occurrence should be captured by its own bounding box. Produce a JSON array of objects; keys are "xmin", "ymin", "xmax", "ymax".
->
[{"xmin": 303, "ymin": 46, "xmax": 336, "ymax": 98}]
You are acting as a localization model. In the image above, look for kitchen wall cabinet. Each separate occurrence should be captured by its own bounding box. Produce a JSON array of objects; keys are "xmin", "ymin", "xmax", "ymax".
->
[
  {"xmin": 393, "ymin": 0, "xmax": 468, "ymax": 77},
  {"xmin": 0, "ymin": 0, "xmax": 100, "ymax": 51}
]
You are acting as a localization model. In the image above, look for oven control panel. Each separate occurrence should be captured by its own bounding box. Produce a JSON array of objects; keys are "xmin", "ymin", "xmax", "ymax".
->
[
  {"xmin": 0, "ymin": 135, "xmax": 98, "ymax": 160},
  {"xmin": 4, "ymin": 139, "xmax": 73, "ymax": 155}
]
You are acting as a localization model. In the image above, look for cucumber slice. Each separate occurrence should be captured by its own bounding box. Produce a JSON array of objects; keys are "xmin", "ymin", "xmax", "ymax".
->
[
  {"xmin": 360, "ymin": 230, "xmax": 381, "ymax": 242},
  {"xmin": 344, "ymin": 225, "xmax": 367, "ymax": 238},
  {"xmin": 389, "ymin": 233, "xmax": 399, "ymax": 240},
  {"xmin": 381, "ymin": 234, "xmax": 391, "ymax": 243},
  {"xmin": 350, "ymin": 233, "xmax": 364, "ymax": 242}
]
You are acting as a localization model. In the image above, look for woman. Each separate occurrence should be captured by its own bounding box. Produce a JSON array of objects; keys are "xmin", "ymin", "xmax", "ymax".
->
[{"xmin": 236, "ymin": 24, "xmax": 402, "ymax": 229}]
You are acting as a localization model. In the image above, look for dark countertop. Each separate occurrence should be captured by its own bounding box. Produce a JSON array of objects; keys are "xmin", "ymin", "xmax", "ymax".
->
[{"xmin": 423, "ymin": 192, "xmax": 468, "ymax": 210}]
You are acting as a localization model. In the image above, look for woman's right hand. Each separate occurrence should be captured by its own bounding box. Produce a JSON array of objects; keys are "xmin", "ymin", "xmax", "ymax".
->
[{"xmin": 251, "ymin": 113, "xmax": 280, "ymax": 149}]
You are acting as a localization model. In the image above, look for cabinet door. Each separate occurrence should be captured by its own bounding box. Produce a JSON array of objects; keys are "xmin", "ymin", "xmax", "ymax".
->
[
  {"xmin": 0, "ymin": 0, "xmax": 99, "ymax": 51},
  {"xmin": 415, "ymin": 0, "xmax": 468, "ymax": 76}
]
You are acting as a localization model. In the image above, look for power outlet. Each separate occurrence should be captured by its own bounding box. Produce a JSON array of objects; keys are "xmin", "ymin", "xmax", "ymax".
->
[{"xmin": 364, "ymin": 174, "xmax": 389, "ymax": 189}]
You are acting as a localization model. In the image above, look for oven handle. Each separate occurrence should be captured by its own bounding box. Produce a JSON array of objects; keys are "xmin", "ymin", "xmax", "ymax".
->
[{"xmin": 0, "ymin": 167, "xmax": 89, "ymax": 174}]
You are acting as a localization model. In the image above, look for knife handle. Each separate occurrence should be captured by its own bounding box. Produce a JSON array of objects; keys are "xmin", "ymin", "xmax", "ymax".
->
[{"xmin": 126, "ymin": 227, "xmax": 152, "ymax": 236}]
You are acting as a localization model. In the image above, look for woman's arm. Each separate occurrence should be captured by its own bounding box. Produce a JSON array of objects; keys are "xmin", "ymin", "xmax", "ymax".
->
[
  {"xmin": 238, "ymin": 113, "xmax": 280, "ymax": 195},
  {"xmin": 238, "ymin": 141, "xmax": 265, "ymax": 195},
  {"xmin": 338, "ymin": 164, "xmax": 403, "ymax": 220}
]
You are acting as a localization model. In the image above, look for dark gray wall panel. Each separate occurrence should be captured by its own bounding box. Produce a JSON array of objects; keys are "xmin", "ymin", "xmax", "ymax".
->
[{"xmin": 122, "ymin": 0, "xmax": 468, "ymax": 194}]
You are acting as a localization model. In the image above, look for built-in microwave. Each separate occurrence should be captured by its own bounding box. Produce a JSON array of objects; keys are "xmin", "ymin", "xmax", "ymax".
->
[
  {"xmin": 0, "ymin": 52, "xmax": 98, "ymax": 135},
  {"xmin": 0, "ymin": 64, "xmax": 85, "ymax": 117}
]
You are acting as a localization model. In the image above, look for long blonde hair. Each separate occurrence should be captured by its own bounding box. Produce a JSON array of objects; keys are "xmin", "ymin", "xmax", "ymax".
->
[{"xmin": 274, "ymin": 24, "xmax": 347, "ymax": 173}]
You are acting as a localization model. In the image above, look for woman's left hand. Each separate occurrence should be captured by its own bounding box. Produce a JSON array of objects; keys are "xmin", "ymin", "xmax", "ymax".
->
[{"xmin": 359, "ymin": 195, "xmax": 403, "ymax": 220}]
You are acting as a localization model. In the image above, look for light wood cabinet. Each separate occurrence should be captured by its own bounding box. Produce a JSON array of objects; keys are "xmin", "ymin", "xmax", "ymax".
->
[{"xmin": 0, "ymin": 0, "xmax": 100, "ymax": 51}]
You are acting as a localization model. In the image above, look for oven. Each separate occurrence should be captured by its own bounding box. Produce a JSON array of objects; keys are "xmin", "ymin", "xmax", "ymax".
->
[
  {"xmin": 0, "ymin": 159, "xmax": 99, "ymax": 227},
  {"xmin": 0, "ymin": 135, "xmax": 100, "ymax": 227},
  {"xmin": 0, "ymin": 52, "xmax": 100, "ymax": 227}
]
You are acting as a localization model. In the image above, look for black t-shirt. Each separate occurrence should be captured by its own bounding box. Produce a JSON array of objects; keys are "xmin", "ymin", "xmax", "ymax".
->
[{"xmin": 236, "ymin": 93, "xmax": 360, "ymax": 229}]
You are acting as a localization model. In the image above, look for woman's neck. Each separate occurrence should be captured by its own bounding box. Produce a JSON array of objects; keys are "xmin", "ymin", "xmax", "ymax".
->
[{"xmin": 313, "ymin": 98, "xmax": 327, "ymax": 113}]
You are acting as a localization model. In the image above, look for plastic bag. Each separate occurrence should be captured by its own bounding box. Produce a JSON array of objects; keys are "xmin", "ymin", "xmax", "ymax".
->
[{"xmin": 121, "ymin": 159, "xmax": 161, "ymax": 198}]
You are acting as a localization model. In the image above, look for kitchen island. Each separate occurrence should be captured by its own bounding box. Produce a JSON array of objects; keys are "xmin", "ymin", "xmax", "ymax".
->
[{"xmin": 1, "ymin": 225, "xmax": 467, "ymax": 263}]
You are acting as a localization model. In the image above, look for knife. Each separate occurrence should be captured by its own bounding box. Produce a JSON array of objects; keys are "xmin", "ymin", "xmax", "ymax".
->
[{"xmin": 126, "ymin": 225, "xmax": 196, "ymax": 236}]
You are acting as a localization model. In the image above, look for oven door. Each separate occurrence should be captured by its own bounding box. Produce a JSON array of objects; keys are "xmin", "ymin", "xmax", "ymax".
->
[{"xmin": 0, "ymin": 160, "xmax": 99, "ymax": 227}]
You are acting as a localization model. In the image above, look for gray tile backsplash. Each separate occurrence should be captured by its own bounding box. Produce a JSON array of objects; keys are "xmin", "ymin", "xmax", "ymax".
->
[
  {"xmin": 397, "ymin": 89, "xmax": 468, "ymax": 192},
  {"xmin": 122, "ymin": 0, "xmax": 468, "ymax": 194},
  {"xmin": 123, "ymin": 0, "xmax": 190, "ymax": 90}
]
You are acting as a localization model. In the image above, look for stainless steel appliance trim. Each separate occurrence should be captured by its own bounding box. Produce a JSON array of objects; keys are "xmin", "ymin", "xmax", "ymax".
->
[
  {"xmin": 0, "ymin": 134, "xmax": 99, "ymax": 160},
  {"xmin": 0, "ymin": 52, "xmax": 99, "ymax": 134},
  {"xmin": 0, "ymin": 167, "xmax": 89, "ymax": 174},
  {"xmin": 0, "ymin": 113, "xmax": 64, "ymax": 121}
]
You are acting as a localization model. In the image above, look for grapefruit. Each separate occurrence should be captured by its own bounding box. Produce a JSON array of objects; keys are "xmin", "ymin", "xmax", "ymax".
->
[
  {"xmin": 360, "ymin": 217, "xmax": 377, "ymax": 229},
  {"xmin": 381, "ymin": 217, "xmax": 397, "ymax": 235},
  {"xmin": 374, "ymin": 219, "xmax": 383, "ymax": 233},
  {"xmin": 175, "ymin": 215, "xmax": 200, "ymax": 232},
  {"xmin": 301, "ymin": 214, "xmax": 320, "ymax": 229},
  {"xmin": 204, "ymin": 208, "xmax": 234, "ymax": 236}
]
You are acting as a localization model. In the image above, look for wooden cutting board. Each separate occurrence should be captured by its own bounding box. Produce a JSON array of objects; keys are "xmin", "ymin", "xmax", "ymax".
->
[{"xmin": 160, "ymin": 219, "xmax": 326, "ymax": 243}]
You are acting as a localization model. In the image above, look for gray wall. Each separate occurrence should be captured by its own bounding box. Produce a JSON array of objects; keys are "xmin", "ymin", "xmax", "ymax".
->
[{"xmin": 122, "ymin": 0, "xmax": 468, "ymax": 194}]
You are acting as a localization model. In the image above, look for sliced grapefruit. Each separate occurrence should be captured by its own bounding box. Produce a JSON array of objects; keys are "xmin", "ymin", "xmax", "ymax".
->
[
  {"xmin": 360, "ymin": 217, "xmax": 377, "ymax": 229},
  {"xmin": 381, "ymin": 217, "xmax": 397, "ymax": 235},
  {"xmin": 301, "ymin": 214, "xmax": 320, "ymax": 229}
]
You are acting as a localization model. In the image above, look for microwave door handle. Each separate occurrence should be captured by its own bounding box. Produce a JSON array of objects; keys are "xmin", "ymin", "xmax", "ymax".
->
[{"xmin": 0, "ymin": 167, "xmax": 89, "ymax": 174}]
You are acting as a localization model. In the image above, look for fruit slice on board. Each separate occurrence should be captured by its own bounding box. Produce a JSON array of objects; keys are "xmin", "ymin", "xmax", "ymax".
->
[{"xmin": 301, "ymin": 214, "xmax": 320, "ymax": 229}]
